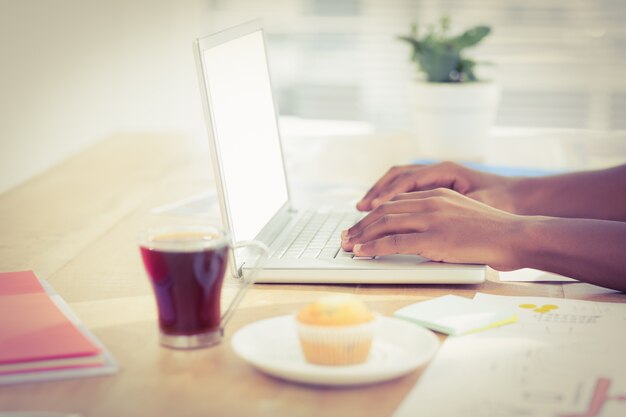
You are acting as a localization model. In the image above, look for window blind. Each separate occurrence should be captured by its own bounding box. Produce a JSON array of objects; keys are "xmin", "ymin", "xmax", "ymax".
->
[{"xmin": 208, "ymin": 0, "xmax": 626, "ymax": 131}]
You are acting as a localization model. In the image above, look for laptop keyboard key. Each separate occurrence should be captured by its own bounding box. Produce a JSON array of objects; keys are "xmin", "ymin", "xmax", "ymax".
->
[
  {"xmin": 277, "ymin": 210, "xmax": 361, "ymax": 260},
  {"xmin": 318, "ymin": 248, "xmax": 340, "ymax": 259}
]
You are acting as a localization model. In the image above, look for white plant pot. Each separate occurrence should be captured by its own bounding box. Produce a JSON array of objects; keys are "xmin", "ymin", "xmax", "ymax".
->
[{"xmin": 414, "ymin": 81, "xmax": 500, "ymax": 161}]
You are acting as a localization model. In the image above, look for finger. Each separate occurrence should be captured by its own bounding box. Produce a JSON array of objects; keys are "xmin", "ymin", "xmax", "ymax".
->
[
  {"xmin": 369, "ymin": 173, "xmax": 418, "ymax": 209},
  {"xmin": 353, "ymin": 233, "xmax": 425, "ymax": 257},
  {"xmin": 356, "ymin": 166, "xmax": 414, "ymax": 211},
  {"xmin": 390, "ymin": 188, "xmax": 456, "ymax": 201},
  {"xmin": 366, "ymin": 162, "xmax": 463, "ymax": 209},
  {"xmin": 341, "ymin": 213, "xmax": 428, "ymax": 251},
  {"xmin": 343, "ymin": 199, "xmax": 433, "ymax": 240}
]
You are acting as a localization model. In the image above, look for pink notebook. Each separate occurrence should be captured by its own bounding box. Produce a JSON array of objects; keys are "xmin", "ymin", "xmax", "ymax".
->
[{"xmin": 0, "ymin": 271, "xmax": 101, "ymax": 366}]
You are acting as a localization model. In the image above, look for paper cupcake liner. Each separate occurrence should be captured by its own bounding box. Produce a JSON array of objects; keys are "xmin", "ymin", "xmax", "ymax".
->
[{"xmin": 296, "ymin": 317, "xmax": 378, "ymax": 366}]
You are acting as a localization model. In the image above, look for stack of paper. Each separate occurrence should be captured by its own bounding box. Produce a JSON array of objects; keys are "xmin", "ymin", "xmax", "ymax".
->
[
  {"xmin": 394, "ymin": 294, "xmax": 517, "ymax": 336},
  {"xmin": 0, "ymin": 271, "xmax": 118, "ymax": 385},
  {"xmin": 393, "ymin": 293, "xmax": 626, "ymax": 417}
]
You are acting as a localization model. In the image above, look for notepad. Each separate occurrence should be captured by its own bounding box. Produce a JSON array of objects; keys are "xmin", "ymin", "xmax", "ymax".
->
[
  {"xmin": 394, "ymin": 295, "xmax": 517, "ymax": 336},
  {"xmin": 0, "ymin": 271, "xmax": 118, "ymax": 383},
  {"xmin": 0, "ymin": 271, "xmax": 102, "ymax": 367}
]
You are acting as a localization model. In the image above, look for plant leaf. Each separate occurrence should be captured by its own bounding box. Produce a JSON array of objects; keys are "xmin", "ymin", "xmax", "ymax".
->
[
  {"xmin": 450, "ymin": 26, "xmax": 491, "ymax": 49},
  {"xmin": 458, "ymin": 58, "xmax": 476, "ymax": 71},
  {"xmin": 397, "ymin": 35, "xmax": 422, "ymax": 53},
  {"xmin": 458, "ymin": 59, "xmax": 477, "ymax": 81}
]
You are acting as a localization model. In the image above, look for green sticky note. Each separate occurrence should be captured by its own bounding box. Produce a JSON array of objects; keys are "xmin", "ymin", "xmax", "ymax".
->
[{"xmin": 394, "ymin": 295, "xmax": 517, "ymax": 336}]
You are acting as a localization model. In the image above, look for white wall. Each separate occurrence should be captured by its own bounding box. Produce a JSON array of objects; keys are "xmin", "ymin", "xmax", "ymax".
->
[{"xmin": 0, "ymin": 0, "xmax": 216, "ymax": 194}]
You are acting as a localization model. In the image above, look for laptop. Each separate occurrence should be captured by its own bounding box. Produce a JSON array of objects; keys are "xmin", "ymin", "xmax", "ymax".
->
[{"xmin": 193, "ymin": 21, "xmax": 486, "ymax": 284}]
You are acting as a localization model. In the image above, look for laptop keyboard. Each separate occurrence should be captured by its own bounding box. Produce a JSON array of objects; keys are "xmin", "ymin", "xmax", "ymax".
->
[{"xmin": 271, "ymin": 210, "xmax": 362, "ymax": 260}]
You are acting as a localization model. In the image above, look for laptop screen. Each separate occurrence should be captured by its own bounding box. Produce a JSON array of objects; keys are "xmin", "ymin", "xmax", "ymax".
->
[{"xmin": 201, "ymin": 29, "xmax": 289, "ymax": 243}]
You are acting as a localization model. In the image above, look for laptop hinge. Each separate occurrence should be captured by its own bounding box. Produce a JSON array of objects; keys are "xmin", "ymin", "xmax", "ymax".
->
[{"xmin": 253, "ymin": 202, "xmax": 294, "ymax": 247}]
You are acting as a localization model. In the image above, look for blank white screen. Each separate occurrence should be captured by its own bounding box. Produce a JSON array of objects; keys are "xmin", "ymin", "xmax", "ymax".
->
[{"xmin": 202, "ymin": 30, "xmax": 289, "ymax": 243}]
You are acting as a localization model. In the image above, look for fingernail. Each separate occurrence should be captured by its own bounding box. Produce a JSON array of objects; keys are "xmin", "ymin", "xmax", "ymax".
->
[
  {"xmin": 353, "ymin": 244, "xmax": 362, "ymax": 253},
  {"xmin": 341, "ymin": 230, "xmax": 348, "ymax": 239},
  {"xmin": 371, "ymin": 198, "xmax": 380, "ymax": 208}
]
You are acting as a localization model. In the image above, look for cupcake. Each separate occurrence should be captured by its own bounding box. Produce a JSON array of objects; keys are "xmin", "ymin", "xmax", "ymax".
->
[{"xmin": 296, "ymin": 295, "xmax": 376, "ymax": 366}]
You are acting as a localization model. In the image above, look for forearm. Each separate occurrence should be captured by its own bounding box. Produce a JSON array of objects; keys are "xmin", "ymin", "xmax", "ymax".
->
[
  {"xmin": 515, "ymin": 216, "xmax": 626, "ymax": 292},
  {"xmin": 510, "ymin": 164, "xmax": 626, "ymax": 221}
]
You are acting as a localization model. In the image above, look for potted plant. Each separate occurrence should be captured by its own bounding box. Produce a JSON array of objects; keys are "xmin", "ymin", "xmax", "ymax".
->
[{"xmin": 399, "ymin": 16, "xmax": 500, "ymax": 160}]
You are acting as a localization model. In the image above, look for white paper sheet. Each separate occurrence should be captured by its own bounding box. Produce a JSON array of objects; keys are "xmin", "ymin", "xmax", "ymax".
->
[
  {"xmin": 499, "ymin": 268, "xmax": 577, "ymax": 282},
  {"xmin": 393, "ymin": 293, "xmax": 626, "ymax": 417}
]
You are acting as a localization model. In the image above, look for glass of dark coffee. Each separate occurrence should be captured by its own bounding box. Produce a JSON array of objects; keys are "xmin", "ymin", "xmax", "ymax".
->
[{"xmin": 138, "ymin": 225, "xmax": 267, "ymax": 349}]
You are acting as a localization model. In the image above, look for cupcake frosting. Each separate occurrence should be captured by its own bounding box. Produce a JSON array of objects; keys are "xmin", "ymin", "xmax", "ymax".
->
[{"xmin": 296, "ymin": 295, "xmax": 374, "ymax": 326}]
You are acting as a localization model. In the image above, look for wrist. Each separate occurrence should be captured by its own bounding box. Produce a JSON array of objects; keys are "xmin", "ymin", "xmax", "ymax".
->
[
  {"xmin": 511, "ymin": 214, "xmax": 554, "ymax": 270},
  {"xmin": 486, "ymin": 214, "xmax": 541, "ymax": 271},
  {"xmin": 507, "ymin": 177, "xmax": 541, "ymax": 215}
]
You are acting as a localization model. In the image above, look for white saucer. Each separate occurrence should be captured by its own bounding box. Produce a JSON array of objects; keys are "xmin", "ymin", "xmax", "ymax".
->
[{"xmin": 230, "ymin": 315, "xmax": 439, "ymax": 386}]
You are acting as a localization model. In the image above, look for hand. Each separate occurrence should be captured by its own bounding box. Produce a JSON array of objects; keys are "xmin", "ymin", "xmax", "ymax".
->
[
  {"xmin": 356, "ymin": 161, "xmax": 520, "ymax": 214},
  {"xmin": 343, "ymin": 188, "xmax": 529, "ymax": 271}
]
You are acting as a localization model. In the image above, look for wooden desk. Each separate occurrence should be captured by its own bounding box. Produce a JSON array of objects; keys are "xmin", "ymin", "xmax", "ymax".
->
[{"xmin": 0, "ymin": 133, "xmax": 624, "ymax": 417}]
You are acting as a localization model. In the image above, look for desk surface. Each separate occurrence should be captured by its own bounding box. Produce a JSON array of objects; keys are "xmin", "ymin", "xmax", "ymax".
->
[{"xmin": 0, "ymin": 132, "xmax": 624, "ymax": 417}]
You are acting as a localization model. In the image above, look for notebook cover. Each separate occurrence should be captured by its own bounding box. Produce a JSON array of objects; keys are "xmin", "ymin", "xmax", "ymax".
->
[{"xmin": 0, "ymin": 271, "xmax": 101, "ymax": 364}]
